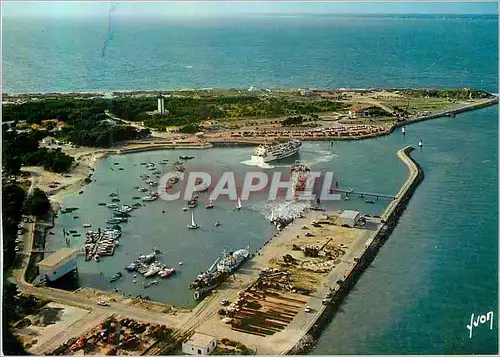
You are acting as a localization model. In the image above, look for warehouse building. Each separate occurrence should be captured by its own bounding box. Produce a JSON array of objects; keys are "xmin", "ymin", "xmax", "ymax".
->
[
  {"xmin": 339, "ymin": 210, "xmax": 361, "ymax": 228},
  {"xmin": 182, "ymin": 333, "xmax": 217, "ymax": 355},
  {"xmin": 38, "ymin": 248, "xmax": 78, "ymax": 282}
]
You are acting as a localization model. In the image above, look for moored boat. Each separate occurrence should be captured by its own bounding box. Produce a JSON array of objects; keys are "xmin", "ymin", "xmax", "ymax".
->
[
  {"xmin": 217, "ymin": 248, "xmax": 250, "ymax": 273},
  {"xmin": 187, "ymin": 194, "xmax": 199, "ymax": 208},
  {"xmin": 110, "ymin": 272, "xmax": 123, "ymax": 282},
  {"xmin": 188, "ymin": 211, "xmax": 200, "ymax": 229},
  {"xmin": 144, "ymin": 261, "xmax": 164, "ymax": 278},
  {"xmin": 158, "ymin": 267, "xmax": 176, "ymax": 278}
]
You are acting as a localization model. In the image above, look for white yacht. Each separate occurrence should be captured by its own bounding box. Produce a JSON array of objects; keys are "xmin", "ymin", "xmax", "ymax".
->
[{"xmin": 251, "ymin": 140, "xmax": 302, "ymax": 163}]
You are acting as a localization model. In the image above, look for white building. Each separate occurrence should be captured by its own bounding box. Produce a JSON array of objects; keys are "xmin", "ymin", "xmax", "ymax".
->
[
  {"xmin": 157, "ymin": 95, "xmax": 165, "ymax": 115},
  {"xmin": 41, "ymin": 136, "xmax": 57, "ymax": 145},
  {"xmin": 182, "ymin": 333, "xmax": 217, "ymax": 355},
  {"xmin": 339, "ymin": 210, "xmax": 360, "ymax": 228},
  {"xmin": 38, "ymin": 248, "xmax": 78, "ymax": 281}
]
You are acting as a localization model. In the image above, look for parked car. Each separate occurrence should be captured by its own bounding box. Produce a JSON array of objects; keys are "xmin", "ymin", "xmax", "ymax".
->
[
  {"xmin": 304, "ymin": 306, "xmax": 312, "ymax": 313},
  {"xmin": 97, "ymin": 300, "xmax": 109, "ymax": 306}
]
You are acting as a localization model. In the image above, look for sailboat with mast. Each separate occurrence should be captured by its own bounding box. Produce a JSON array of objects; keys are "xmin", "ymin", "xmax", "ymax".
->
[
  {"xmin": 236, "ymin": 197, "xmax": 242, "ymax": 210},
  {"xmin": 206, "ymin": 199, "xmax": 215, "ymax": 209},
  {"xmin": 188, "ymin": 211, "xmax": 200, "ymax": 229}
]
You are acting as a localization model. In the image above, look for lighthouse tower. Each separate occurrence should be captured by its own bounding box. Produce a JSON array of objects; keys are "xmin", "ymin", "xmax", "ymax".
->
[{"xmin": 157, "ymin": 95, "xmax": 165, "ymax": 115}]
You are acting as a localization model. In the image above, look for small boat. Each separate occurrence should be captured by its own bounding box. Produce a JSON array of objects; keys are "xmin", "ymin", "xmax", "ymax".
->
[
  {"xmin": 158, "ymin": 267, "xmax": 176, "ymax": 278},
  {"xmin": 118, "ymin": 168, "xmax": 124, "ymax": 171},
  {"xmin": 113, "ymin": 210, "xmax": 130, "ymax": 217},
  {"xmin": 140, "ymin": 162, "xmax": 147, "ymax": 165},
  {"xmin": 144, "ymin": 280, "xmax": 158, "ymax": 288},
  {"xmin": 138, "ymin": 252, "xmax": 156, "ymax": 263},
  {"xmin": 418, "ymin": 138, "xmax": 423, "ymax": 148},
  {"xmin": 182, "ymin": 207, "xmax": 188, "ymax": 212},
  {"xmin": 72, "ymin": 234, "xmax": 82, "ymax": 237},
  {"xmin": 144, "ymin": 262, "xmax": 163, "ymax": 278},
  {"xmin": 365, "ymin": 200, "xmax": 375, "ymax": 204},
  {"xmin": 194, "ymin": 181, "xmax": 209, "ymax": 192},
  {"xmin": 73, "ymin": 216, "xmax": 80, "ymax": 219},
  {"xmin": 402, "ymin": 127, "xmax": 406, "ymax": 135},
  {"xmin": 107, "ymin": 203, "xmax": 119, "ymax": 209},
  {"xmin": 138, "ymin": 187, "xmax": 149, "ymax": 192},
  {"xmin": 110, "ymin": 272, "xmax": 123, "ymax": 282},
  {"xmin": 111, "ymin": 198, "xmax": 121, "ymax": 202},
  {"xmin": 94, "ymin": 254, "xmax": 100, "ymax": 262},
  {"xmin": 175, "ymin": 164, "xmax": 186, "ymax": 172},
  {"xmin": 79, "ymin": 190, "xmax": 84, "ymax": 194},
  {"xmin": 188, "ymin": 211, "xmax": 200, "ymax": 229},
  {"xmin": 132, "ymin": 196, "xmax": 141, "ymax": 200},
  {"xmin": 106, "ymin": 218, "xmax": 122, "ymax": 224},
  {"xmin": 236, "ymin": 197, "xmax": 242, "ymax": 210},
  {"xmin": 344, "ymin": 196, "xmax": 349, "ymax": 201},
  {"xmin": 69, "ymin": 230, "xmax": 77, "ymax": 233},
  {"xmin": 126, "ymin": 261, "xmax": 139, "ymax": 271},
  {"xmin": 179, "ymin": 155, "xmax": 195, "ymax": 160},
  {"xmin": 98, "ymin": 202, "xmax": 107, "ymax": 206},
  {"xmin": 142, "ymin": 195, "xmax": 157, "ymax": 202},
  {"xmin": 109, "ymin": 192, "xmax": 118, "ymax": 197},
  {"xmin": 206, "ymin": 200, "xmax": 214, "ymax": 209},
  {"xmin": 83, "ymin": 223, "xmax": 92, "ymax": 228},
  {"xmin": 187, "ymin": 195, "xmax": 199, "ymax": 208},
  {"xmin": 215, "ymin": 220, "xmax": 220, "ymax": 227},
  {"xmin": 113, "ymin": 162, "xmax": 120, "ymax": 165}
]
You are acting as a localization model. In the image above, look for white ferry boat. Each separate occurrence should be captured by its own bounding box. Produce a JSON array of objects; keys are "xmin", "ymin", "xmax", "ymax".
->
[{"xmin": 251, "ymin": 140, "xmax": 302, "ymax": 163}]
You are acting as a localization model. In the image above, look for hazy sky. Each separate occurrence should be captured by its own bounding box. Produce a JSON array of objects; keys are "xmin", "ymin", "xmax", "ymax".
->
[{"xmin": 2, "ymin": 1, "xmax": 498, "ymax": 18}]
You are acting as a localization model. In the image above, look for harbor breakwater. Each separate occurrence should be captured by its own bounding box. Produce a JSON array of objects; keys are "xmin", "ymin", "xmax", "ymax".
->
[
  {"xmin": 391, "ymin": 96, "xmax": 499, "ymax": 132},
  {"xmin": 287, "ymin": 146, "xmax": 424, "ymax": 354}
]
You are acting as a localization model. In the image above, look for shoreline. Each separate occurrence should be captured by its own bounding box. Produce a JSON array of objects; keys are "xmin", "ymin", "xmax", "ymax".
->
[{"xmin": 3, "ymin": 87, "xmax": 498, "ymax": 96}]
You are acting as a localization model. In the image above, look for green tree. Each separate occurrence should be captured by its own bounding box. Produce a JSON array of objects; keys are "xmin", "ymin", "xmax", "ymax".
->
[{"xmin": 26, "ymin": 188, "xmax": 51, "ymax": 217}]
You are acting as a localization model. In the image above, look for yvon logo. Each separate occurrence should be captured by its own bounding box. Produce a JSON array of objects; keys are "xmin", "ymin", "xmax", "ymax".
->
[{"xmin": 466, "ymin": 311, "xmax": 494, "ymax": 339}]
